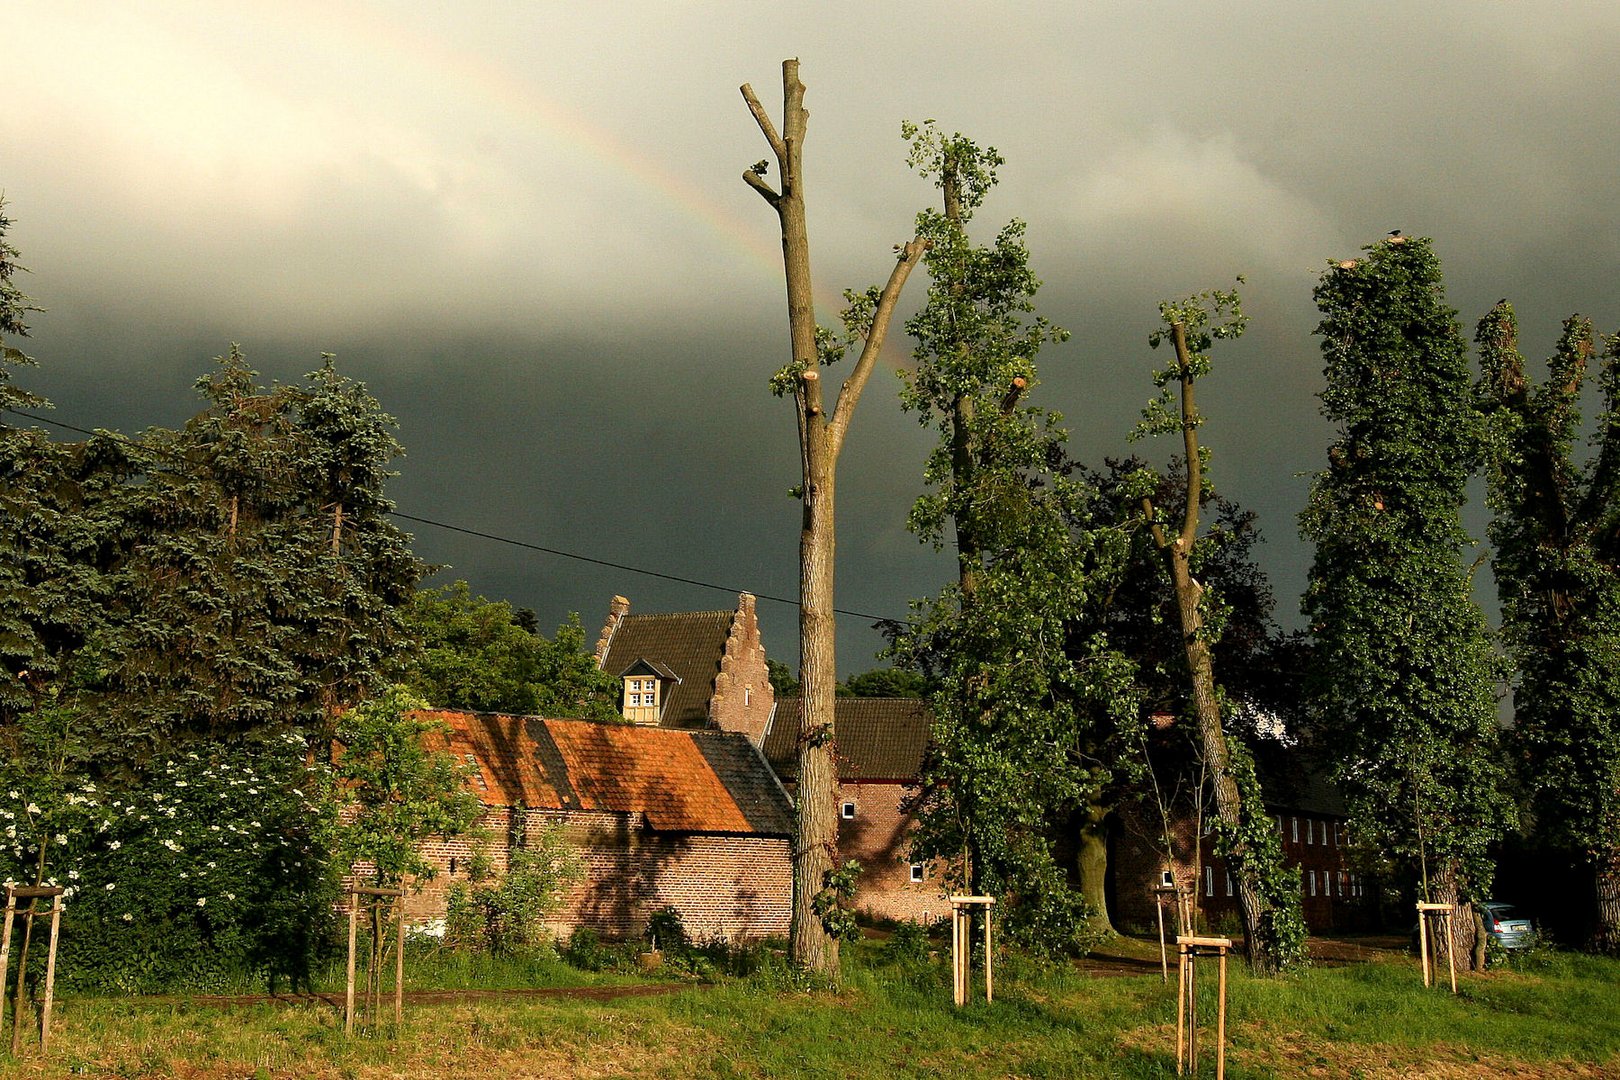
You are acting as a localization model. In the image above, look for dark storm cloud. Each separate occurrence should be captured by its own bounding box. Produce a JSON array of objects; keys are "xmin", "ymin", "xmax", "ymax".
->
[{"xmin": 7, "ymin": 1, "xmax": 1620, "ymax": 669}]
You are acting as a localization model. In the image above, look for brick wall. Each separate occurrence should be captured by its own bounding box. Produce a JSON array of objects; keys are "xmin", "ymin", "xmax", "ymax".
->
[
  {"xmin": 710, "ymin": 593, "xmax": 774, "ymax": 747},
  {"xmin": 836, "ymin": 781, "xmax": 949, "ymax": 923},
  {"xmin": 1110, "ymin": 803, "xmax": 1374, "ymax": 934},
  {"xmin": 410, "ymin": 807, "xmax": 791, "ymax": 942}
]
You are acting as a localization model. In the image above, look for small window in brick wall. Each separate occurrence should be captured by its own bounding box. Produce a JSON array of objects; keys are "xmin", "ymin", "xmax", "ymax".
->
[
  {"xmin": 910, "ymin": 863, "xmax": 925, "ymax": 883},
  {"xmin": 841, "ymin": 801, "xmax": 856, "ymax": 819}
]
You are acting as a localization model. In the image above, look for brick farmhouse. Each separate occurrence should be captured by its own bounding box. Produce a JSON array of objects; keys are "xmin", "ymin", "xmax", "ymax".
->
[{"xmin": 409, "ymin": 591, "xmax": 1369, "ymax": 940}]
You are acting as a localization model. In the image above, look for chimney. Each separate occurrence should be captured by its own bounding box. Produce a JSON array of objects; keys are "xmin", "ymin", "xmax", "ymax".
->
[
  {"xmin": 710, "ymin": 592, "xmax": 773, "ymax": 747},
  {"xmin": 594, "ymin": 595, "xmax": 629, "ymax": 667}
]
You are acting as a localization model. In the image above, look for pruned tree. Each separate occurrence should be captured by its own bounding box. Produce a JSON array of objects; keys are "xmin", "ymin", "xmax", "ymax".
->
[
  {"xmin": 1302, "ymin": 236, "xmax": 1511, "ymax": 971},
  {"xmin": 890, "ymin": 122, "xmax": 1136, "ymax": 950},
  {"xmin": 1478, "ymin": 304, "xmax": 1620, "ymax": 952},
  {"xmin": 739, "ymin": 59, "xmax": 926, "ymax": 976},
  {"xmin": 1134, "ymin": 283, "xmax": 1306, "ymax": 975}
]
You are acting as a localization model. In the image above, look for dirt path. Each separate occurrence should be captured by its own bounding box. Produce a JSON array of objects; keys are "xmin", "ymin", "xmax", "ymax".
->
[{"xmin": 142, "ymin": 981, "xmax": 700, "ymax": 1009}]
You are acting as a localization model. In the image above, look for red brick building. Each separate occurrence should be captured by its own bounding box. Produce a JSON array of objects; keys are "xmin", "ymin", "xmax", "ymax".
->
[
  {"xmin": 413, "ymin": 711, "xmax": 794, "ymax": 942},
  {"xmin": 764, "ymin": 697, "xmax": 949, "ymax": 923},
  {"xmin": 1109, "ymin": 766, "xmax": 1375, "ymax": 935}
]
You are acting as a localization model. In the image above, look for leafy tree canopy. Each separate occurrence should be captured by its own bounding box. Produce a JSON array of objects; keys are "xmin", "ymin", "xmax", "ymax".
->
[{"xmin": 395, "ymin": 581, "xmax": 619, "ymax": 722}]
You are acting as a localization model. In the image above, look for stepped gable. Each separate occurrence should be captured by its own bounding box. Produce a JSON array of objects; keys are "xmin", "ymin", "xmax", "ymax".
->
[
  {"xmin": 598, "ymin": 609, "xmax": 733, "ymax": 726},
  {"xmin": 763, "ymin": 697, "xmax": 932, "ymax": 781},
  {"xmin": 420, "ymin": 710, "xmax": 792, "ymax": 836}
]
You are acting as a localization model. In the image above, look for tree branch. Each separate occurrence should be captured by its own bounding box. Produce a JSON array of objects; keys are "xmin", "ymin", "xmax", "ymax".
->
[
  {"xmin": 828, "ymin": 238, "xmax": 928, "ymax": 455},
  {"xmin": 742, "ymin": 169, "xmax": 781, "ymax": 206},
  {"xmin": 1000, "ymin": 376, "xmax": 1028, "ymax": 415},
  {"xmin": 739, "ymin": 83, "xmax": 788, "ymax": 166}
]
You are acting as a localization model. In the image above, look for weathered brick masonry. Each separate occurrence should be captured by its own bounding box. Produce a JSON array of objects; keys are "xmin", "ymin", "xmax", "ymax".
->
[{"xmin": 410, "ymin": 711, "xmax": 794, "ymax": 942}]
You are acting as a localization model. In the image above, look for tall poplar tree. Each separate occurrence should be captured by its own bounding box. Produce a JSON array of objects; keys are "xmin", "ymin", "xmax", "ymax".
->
[
  {"xmin": 1302, "ymin": 236, "xmax": 1510, "ymax": 968},
  {"xmin": 1134, "ymin": 284, "xmax": 1304, "ymax": 974},
  {"xmin": 739, "ymin": 60, "xmax": 925, "ymax": 976},
  {"xmin": 891, "ymin": 123, "xmax": 1137, "ymax": 950},
  {"xmin": 1478, "ymin": 304, "xmax": 1620, "ymax": 951}
]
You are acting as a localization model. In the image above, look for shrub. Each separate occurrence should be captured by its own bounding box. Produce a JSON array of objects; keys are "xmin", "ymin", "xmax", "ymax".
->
[
  {"xmin": 443, "ymin": 822, "xmax": 583, "ymax": 956},
  {"xmin": 0, "ymin": 735, "xmax": 338, "ymax": 993}
]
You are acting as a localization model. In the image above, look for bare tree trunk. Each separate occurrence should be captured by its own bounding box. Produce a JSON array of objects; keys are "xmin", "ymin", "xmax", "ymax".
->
[
  {"xmin": 741, "ymin": 59, "xmax": 924, "ymax": 977},
  {"xmin": 1429, "ymin": 860, "xmax": 1481, "ymax": 972},
  {"xmin": 1595, "ymin": 844, "xmax": 1620, "ymax": 954}
]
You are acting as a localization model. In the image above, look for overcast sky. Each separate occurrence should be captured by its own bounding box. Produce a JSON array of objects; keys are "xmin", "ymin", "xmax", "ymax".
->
[{"xmin": 8, "ymin": 2, "xmax": 1620, "ymax": 672}]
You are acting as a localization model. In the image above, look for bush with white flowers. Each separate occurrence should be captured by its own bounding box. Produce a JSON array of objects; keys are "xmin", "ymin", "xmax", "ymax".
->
[{"xmin": 0, "ymin": 733, "xmax": 338, "ymax": 993}]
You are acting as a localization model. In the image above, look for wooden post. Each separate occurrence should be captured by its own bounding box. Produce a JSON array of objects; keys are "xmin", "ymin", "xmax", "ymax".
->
[
  {"xmin": 345, "ymin": 897, "xmax": 358, "ymax": 1036},
  {"xmin": 40, "ymin": 901, "xmax": 60, "ymax": 1052},
  {"xmin": 394, "ymin": 893, "xmax": 406, "ymax": 1026},
  {"xmin": 948, "ymin": 896, "xmax": 995, "ymax": 1008},
  {"xmin": 0, "ymin": 889, "xmax": 13, "ymax": 1039},
  {"xmin": 983, "ymin": 903, "xmax": 993, "ymax": 1004},
  {"xmin": 1, "ymin": 886, "xmax": 64, "ymax": 1055},
  {"xmin": 1416, "ymin": 902, "xmax": 1456, "ymax": 994},
  {"xmin": 1175, "ymin": 935, "xmax": 1231, "ymax": 1080}
]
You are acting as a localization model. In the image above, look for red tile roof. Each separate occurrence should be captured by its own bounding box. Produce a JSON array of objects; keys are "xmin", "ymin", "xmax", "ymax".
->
[{"xmin": 419, "ymin": 711, "xmax": 793, "ymax": 836}]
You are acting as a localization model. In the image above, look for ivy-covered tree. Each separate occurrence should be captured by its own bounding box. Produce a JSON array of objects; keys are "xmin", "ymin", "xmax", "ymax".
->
[
  {"xmin": 0, "ymin": 196, "xmax": 43, "ymax": 416},
  {"xmin": 396, "ymin": 581, "xmax": 618, "ymax": 721},
  {"xmin": 1301, "ymin": 236, "xmax": 1511, "ymax": 969},
  {"xmin": 1133, "ymin": 284, "xmax": 1305, "ymax": 974},
  {"xmin": 891, "ymin": 123, "xmax": 1137, "ymax": 954},
  {"xmin": 1477, "ymin": 304, "xmax": 1620, "ymax": 951}
]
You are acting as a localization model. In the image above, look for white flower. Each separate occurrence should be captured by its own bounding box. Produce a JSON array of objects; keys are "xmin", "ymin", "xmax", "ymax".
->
[
  {"xmin": 196, "ymin": 897, "xmax": 206, "ymax": 907},
  {"xmin": 160, "ymin": 839, "xmax": 181, "ymax": 852},
  {"xmin": 24, "ymin": 803, "xmax": 40, "ymax": 815},
  {"xmin": 54, "ymin": 834, "xmax": 67, "ymax": 844},
  {"xmin": 121, "ymin": 913, "xmax": 133, "ymax": 922},
  {"xmin": 67, "ymin": 870, "xmax": 79, "ymax": 880},
  {"xmin": 105, "ymin": 883, "xmax": 116, "ymax": 891},
  {"xmin": 250, "ymin": 821, "xmax": 261, "ymax": 829},
  {"xmin": 174, "ymin": 781, "xmax": 187, "ymax": 788},
  {"xmin": 5, "ymin": 791, "xmax": 16, "ymax": 799},
  {"xmin": 108, "ymin": 840, "xmax": 121, "ymax": 851},
  {"xmin": 225, "ymin": 892, "xmax": 236, "ymax": 901}
]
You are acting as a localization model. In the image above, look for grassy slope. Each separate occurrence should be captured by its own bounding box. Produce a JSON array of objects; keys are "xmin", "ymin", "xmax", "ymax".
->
[{"xmin": 8, "ymin": 945, "xmax": 1620, "ymax": 1078}]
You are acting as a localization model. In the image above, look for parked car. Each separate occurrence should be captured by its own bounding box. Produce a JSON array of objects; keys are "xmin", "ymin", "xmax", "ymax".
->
[{"xmin": 1410, "ymin": 901, "xmax": 1536, "ymax": 953}]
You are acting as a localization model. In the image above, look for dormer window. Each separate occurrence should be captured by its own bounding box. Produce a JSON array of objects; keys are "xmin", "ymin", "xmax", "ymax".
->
[{"xmin": 623, "ymin": 676, "xmax": 661, "ymax": 720}]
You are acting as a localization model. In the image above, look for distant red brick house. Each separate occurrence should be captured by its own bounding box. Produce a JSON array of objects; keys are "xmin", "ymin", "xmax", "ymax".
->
[
  {"xmin": 1109, "ymin": 754, "xmax": 1375, "ymax": 935},
  {"xmin": 413, "ymin": 711, "xmax": 794, "ymax": 942},
  {"xmin": 764, "ymin": 697, "xmax": 949, "ymax": 923}
]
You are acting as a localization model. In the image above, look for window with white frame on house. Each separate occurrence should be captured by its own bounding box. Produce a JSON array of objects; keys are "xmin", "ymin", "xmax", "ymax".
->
[
  {"xmin": 1307, "ymin": 819, "xmax": 1314, "ymax": 844},
  {"xmin": 1205, "ymin": 865, "xmax": 1214, "ymax": 897},
  {"xmin": 1291, "ymin": 816, "xmax": 1299, "ymax": 842},
  {"xmin": 910, "ymin": 863, "xmax": 925, "ymax": 883},
  {"xmin": 841, "ymin": 801, "xmax": 856, "ymax": 819},
  {"xmin": 1225, "ymin": 870, "xmax": 1233, "ymax": 897},
  {"xmin": 1309, "ymin": 870, "xmax": 1317, "ymax": 896}
]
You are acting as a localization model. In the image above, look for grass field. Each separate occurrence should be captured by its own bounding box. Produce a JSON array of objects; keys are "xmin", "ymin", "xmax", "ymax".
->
[{"xmin": 4, "ymin": 938, "xmax": 1617, "ymax": 1078}]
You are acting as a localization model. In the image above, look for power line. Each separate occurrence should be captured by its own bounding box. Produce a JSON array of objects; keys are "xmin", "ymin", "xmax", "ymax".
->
[{"xmin": 2, "ymin": 406, "xmax": 904, "ymax": 625}]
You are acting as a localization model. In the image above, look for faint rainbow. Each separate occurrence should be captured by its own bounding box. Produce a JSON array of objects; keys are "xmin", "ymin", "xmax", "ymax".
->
[{"xmin": 276, "ymin": 1, "xmax": 851, "ymax": 315}]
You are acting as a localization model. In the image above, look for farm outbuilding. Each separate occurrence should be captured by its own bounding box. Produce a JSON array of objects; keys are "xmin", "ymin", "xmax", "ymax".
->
[{"xmin": 412, "ymin": 710, "xmax": 795, "ymax": 942}]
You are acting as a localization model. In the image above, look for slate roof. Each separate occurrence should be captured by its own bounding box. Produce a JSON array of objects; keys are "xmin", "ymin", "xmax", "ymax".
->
[
  {"xmin": 763, "ymin": 698, "xmax": 933, "ymax": 782},
  {"xmin": 420, "ymin": 711, "xmax": 794, "ymax": 837},
  {"xmin": 598, "ymin": 610, "xmax": 733, "ymax": 726}
]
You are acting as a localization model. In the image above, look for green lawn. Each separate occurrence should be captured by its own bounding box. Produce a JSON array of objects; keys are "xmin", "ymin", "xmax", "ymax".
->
[{"xmin": 7, "ymin": 941, "xmax": 1618, "ymax": 1078}]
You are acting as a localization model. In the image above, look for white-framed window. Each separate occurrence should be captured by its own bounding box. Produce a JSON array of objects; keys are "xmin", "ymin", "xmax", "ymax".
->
[
  {"xmin": 1205, "ymin": 865, "xmax": 1214, "ymax": 897},
  {"xmin": 1225, "ymin": 870, "xmax": 1233, "ymax": 897},
  {"xmin": 1309, "ymin": 870, "xmax": 1317, "ymax": 896},
  {"xmin": 744, "ymin": 687, "xmax": 752, "ymax": 706},
  {"xmin": 1307, "ymin": 819, "xmax": 1314, "ymax": 845},
  {"xmin": 1291, "ymin": 816, "xmax": 1299, "ymax": 843},
  {"xmin": 910, "ymin": 863, "xmax": 925, "ymax": 883},
  {"xmin": 1337, "ymin": 872, "xmax": 1345, "ymax": 898},
  {"xmin": 841, "ymin": 801, "xmax": 856, "ymax": 819}
]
